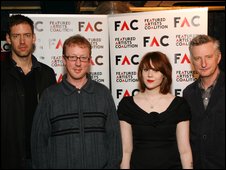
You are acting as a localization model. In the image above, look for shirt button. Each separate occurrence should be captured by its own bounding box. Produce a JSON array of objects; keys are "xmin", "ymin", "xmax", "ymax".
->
[{"xmin": 203, "ymin": 134, "xmax": 207, "ymax": 140}]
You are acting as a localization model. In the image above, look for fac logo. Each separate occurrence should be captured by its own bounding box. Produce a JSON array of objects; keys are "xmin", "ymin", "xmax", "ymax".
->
[
  {"xmin": 174, "ymin": 53, "xmax": 190, "ymax": 64},
  {"xmin": 174, "ymin": 89, "xmax": 182, "ymax": 96},
  {"xmin": 115, "ymin": 55, "xmax": 139, "ymax": 65},
  {"xmin": 56, "ymin": 73, "xmax": 63, "ymax": 83},
  {"xmin": 114, "ymin": 20, "xmax": 138, "ymax": 31},
  {"xmin": 49, "ymin": 39, "xmax": 63, "ymax": 49},
  {"xmin": 90, "ymin": 55, "xmax": 103, "ymax": 65},
  {"xmin": 34, "ymin": 21, "xmax": 44, "ymax": 32},
  {"xmin": 174, "ymin": 16, "xmax": 200, "ymax": 27},
  {"xmin": 116, "ymin": 89, "xmax": 139, "ymax": 99},
  {"xmin": 1, "ymin": 41, "xmax": 10, "ymax": 52},
  {"xmin": 78, "ymin": 21, "xmax": 103, "ymax": 32},
  {"xmin": 144, "ymin": 35, "xmax": 169, "ymax": 47}
]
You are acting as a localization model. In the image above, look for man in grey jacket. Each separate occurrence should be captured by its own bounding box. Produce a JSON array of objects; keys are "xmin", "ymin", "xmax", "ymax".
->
[{"xmin": 31, "ymin": 34, "xmax": 122, "ymax": 169}]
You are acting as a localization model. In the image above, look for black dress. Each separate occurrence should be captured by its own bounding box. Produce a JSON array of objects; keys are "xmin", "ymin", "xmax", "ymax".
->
[{"xmin": 117, "ymin": 96, "xmax": 191, "ymax": 169}]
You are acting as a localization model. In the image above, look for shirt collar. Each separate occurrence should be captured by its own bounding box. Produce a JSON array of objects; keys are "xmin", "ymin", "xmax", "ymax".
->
[
  {"xmin": 198, "ymin": 72, "xmax": 219, "ymax": 90},
  {"xmin": 61, "ymin": 74, "xmax": 94, "ymax": 95},
  {"xmin": 10, "ymin": 55, "xmax": 41, "ymax": 70}
]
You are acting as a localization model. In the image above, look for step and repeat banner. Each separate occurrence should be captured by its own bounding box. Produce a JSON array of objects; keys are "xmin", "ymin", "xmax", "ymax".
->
[
  {"xmin": 1, "ymin": 8, "xmax": 207, "ymax": 106},
  {"xmin": 108, "ymin": 8, "xmax": 207, "ymax": 105},
  {"xmin": 26, "ymin": 14, "xmax": 110, "ymax": 87}
]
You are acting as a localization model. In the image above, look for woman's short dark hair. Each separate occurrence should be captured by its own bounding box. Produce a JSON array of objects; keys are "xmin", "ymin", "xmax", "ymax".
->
[{"xmin": 138, "ymin": 51, "xmax": 172, "ymax": 93}]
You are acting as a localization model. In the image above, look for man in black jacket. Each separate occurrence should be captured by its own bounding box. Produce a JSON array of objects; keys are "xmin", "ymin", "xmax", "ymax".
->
[
  {"xmin": 183, "ymin": 35, "xmax": 225, "ymax": 169},
  {"xmin": 1, "ymin": 14, "xmax": 56, "ymax": 169}
]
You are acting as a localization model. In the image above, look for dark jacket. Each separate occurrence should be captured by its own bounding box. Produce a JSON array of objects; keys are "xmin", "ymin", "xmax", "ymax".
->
[
  {"xmin": 1, "ymin": 55, "xmax": 56, "ymax": 169},
  {"xmin": 183, "ymin": 71, "xmax": 225, "ymax": 169},
  {"xmin": 31, "ymin": 75, "xmax": 122, "ymax": 169}
]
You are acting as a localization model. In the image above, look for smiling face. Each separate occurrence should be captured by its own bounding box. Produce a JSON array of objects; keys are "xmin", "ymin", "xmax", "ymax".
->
[
  {"xmin": 142, "ymin": 61, "xmax": 164, "ymax": 92},
  {"xmin": 63, "ymin": 44, "xmax": 91, "ymax": 86},
  {"xmin": 6, "ymin": 23, "xmax": 36, "ymax": 59},
  {"xmin": 138, "ymin": 51, "xmax": 172, "ymax": 93}
]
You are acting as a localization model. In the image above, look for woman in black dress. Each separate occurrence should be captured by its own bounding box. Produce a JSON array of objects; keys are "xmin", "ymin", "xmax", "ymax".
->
[{"xmin": 117, "ymin": 51, "xmax": 193, "ymax": 169}]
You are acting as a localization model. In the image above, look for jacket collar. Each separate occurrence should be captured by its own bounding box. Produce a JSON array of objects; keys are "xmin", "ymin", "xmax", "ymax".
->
[
  {"xmin": 3, "ymin": 54, "xmax": 41, "ymax": 80},
  {"xmin": 4, "ymin": 54, "xmax": 41, "ymax": 70},
  {"xmin": 11, "ymin": 55, "xmax": 41, "ymax": 70},
  {"xmin": 197, "ymin": 70, "xmax": 224, "ymax": 89},
  {"xmin": 61, "ymin": 74, "xmax": 95, "ymax": 95}
]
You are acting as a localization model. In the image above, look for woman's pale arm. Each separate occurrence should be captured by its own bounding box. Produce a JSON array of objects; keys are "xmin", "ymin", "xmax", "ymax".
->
[
  {"xmin": 120, "ymin": 121, "xmax": 133, "ymax": 169},
  {"xmin": 176, "ymin": 120, "xmax": 193, "ymax": 169}
]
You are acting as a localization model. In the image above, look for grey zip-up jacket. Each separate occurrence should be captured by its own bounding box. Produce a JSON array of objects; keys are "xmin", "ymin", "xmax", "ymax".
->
[{"xmin": 31, "ymin": 74, "xmax": 122, "ymax": 169}]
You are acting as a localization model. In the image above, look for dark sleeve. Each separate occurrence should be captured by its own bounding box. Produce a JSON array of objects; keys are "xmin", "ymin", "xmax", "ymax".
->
[
  {"xmin": 43, "ymin": 64, "xmax": 57, "ymax": 86},
  {"xmin": 37, "ymin": 63, "xmax": 57, "ymax": 98},
  {"xmin": 117, "ymin": 97, "xmax": 134, "ymax": 124},
  {"xmin": 48, "ymin": 67, "xmax": 57, "ymax": 85},
  {"xmin": 176, "ymin": 97, "xmax": 191, "ymax": 123},
  {"xmin": 31, "ymin": 88, "xmax": 51, "ymax": 169},
  {"xmin": 103, "ymin": 87, "xmax": 122, "ymax": 169}
]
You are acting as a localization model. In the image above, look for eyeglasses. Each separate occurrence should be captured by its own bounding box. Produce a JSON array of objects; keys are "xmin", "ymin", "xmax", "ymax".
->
[{"xmin": 64, "ymin": 55, "xmax": 90, "ymax": 62}]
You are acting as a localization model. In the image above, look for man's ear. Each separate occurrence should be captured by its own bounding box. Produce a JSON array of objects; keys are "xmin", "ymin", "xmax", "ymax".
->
[{"xmin": 6, "ymin": 33, "xmax": 11, "ymax": 44}]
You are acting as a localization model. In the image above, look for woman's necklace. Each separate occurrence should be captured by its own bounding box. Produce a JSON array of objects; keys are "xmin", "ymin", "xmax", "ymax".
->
[{"xmin": 144, "ymin": 93, "xmax": 163, "ymax": 109}]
